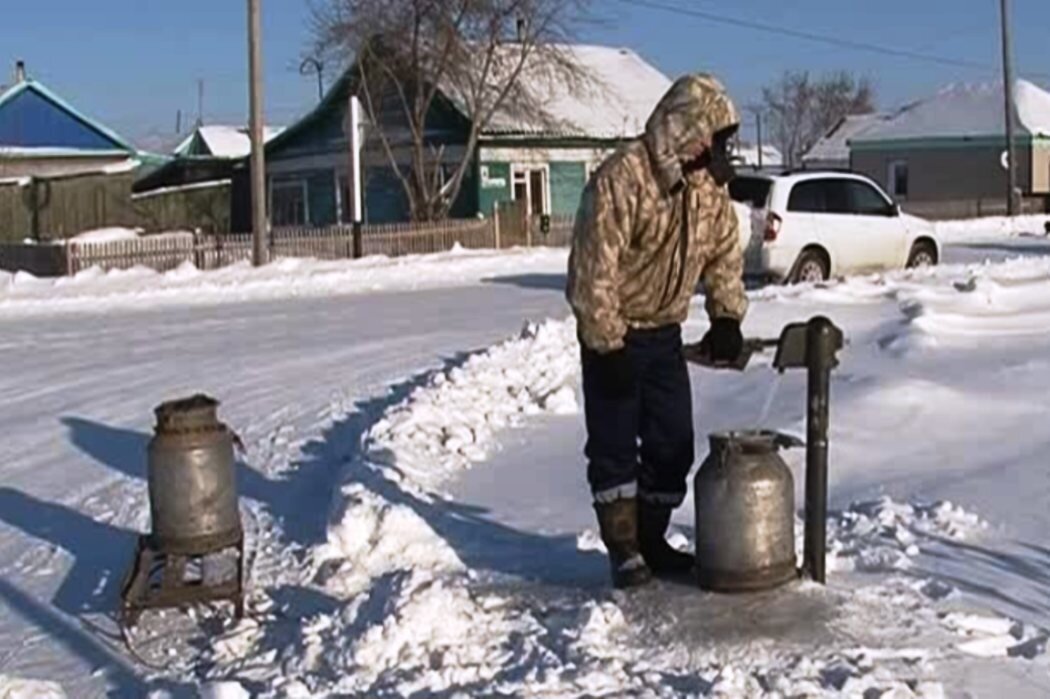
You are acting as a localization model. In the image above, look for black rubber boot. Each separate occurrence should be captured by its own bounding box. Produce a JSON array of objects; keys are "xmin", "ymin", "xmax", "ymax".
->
[
  {"xmin": 593, "ymin": 498, "xmax": 652, "ymax": 589},
  {"xmin": 638, "ymin": 504, "xmax": 694, "ymax": 577}
]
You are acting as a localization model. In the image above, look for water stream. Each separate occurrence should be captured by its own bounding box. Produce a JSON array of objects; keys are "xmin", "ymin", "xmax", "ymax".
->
[{"xmin": 756, "ymin": 373, "xmax": 783, "ymax": 428}]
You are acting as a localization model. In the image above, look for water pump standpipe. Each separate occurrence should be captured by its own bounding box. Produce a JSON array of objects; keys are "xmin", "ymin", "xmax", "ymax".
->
[{"xmin": 773, "ymin": 316, "xmax": 844, "ymax": 584}]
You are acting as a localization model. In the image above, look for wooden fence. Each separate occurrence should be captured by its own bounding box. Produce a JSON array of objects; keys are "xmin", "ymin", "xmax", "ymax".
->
[
  {"xmin": 0, "ymin": 214, "xmax": 572, "ymax": 276},
  {"xmin": 362, "ymin": 218, "xmax": 495, "ymax": 256},
  {"xmin": 0, "ymin": 172, "xmax": 232, "ymax": 243}
]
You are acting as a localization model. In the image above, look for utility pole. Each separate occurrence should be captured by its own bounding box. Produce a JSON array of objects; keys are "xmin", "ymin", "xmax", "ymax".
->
[
  {"xmin": 248, "ymin": 0, "xmax": 268, "ymax": 266},
  {"xmin": 1000, "ymin": 0, "xmax": 1018, "ymax": 216},
  {"xmin": 745, "ymin": 105, "xmax": 764, "ymax": 170},
  {"xmin": 755, "ymin": 110, "xmax": 764, "ymax": 170}
]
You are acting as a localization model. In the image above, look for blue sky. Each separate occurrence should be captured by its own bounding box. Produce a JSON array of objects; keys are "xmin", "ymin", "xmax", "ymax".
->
[{"xmin": 2, "ymin": 0, "xmax": 1048, "ymax": 146}]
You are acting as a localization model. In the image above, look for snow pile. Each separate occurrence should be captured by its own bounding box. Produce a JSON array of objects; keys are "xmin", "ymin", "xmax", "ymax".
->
[
  {"xmin": 364, "ymin": 319, "xmax": 579, "ymax": 489},
  {"xmin": 0, "ymin": 246, "xmax": 570, "ymax": 318},
  {"xmin": 0, "ymin": 675, "xmax": 66, "ymax": 699},
  {"xmin": 322, "ymin": 319, "xmax": 579, "ymax": 593},
  {"xmin": 828, "ymin": 497, "xmax": 988, "ymax": 574},
  {"xmin": 932, "ymin": 214, "xmax": 1050, "ymax": 242},
  {"xmin": 68, "ymin": 226, "xmax": 144, "ymax": 243},
  {"xmin": 897, "ymin": 259, "xmax": 1050, "ymax": 338}
]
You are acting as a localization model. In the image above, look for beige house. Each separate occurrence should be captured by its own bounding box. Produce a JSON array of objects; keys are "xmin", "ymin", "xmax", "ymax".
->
[{"xmin": 850, "ymin": 80, "xmax": 1050, "ymax": 218}]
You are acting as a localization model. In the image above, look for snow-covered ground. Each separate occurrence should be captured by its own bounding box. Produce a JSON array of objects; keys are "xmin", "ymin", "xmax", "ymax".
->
[{"xmin": 2, "ymin": 235, "xmax": 1050, "ymax": 697}]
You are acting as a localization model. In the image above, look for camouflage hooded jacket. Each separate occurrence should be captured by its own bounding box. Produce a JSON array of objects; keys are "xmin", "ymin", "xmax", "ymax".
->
[{"xmin": 566, "ymin": 74, "xmax": 749, "ymax": 353}]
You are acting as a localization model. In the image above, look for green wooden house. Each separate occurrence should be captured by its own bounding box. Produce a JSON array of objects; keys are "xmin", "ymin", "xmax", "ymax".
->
[{"xmin": 263, "ymin": 44, "xmax": 671, "ymax": 226}]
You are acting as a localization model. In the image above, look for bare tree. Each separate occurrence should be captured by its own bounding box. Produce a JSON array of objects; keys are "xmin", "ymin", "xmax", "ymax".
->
[
  {"xmin": 311, "ymin": 0, "xmax": 592, "ymax": 222},
  {"xmin": 762, "ymin": 71, "xmax": 875, "ymax": 167}
]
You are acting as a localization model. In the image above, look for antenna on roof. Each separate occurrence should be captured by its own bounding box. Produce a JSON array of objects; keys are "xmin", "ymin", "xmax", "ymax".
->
[
  {"xmin": 14, "ymin": 60, "xmax": 26, "ymax": 83},
  {"xmin": 197, "ymin": 78, "xmax": 205, "ymax": 128}
]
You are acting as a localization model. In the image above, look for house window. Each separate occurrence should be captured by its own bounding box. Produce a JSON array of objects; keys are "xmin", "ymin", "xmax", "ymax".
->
[
  {"xmin": 511, "ymin": 165, "xmax": 550, "ymax": 215},
  {"xmin": 889, "ymin": 161, "xmax": 909, "ymax": 199},
  {"xmin": 271, "ymin": 179, "xmax": 308, "ymax": 226}
]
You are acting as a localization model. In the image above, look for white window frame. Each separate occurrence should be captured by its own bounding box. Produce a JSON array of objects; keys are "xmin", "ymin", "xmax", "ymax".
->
[{"xmin": 510, "ymin": 164, "xmax": 551, "ymax": 216}]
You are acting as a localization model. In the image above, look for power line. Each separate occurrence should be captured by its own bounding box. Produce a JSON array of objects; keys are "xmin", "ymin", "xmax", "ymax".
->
[{"xmin": 613, "ymin": 0, "xmax": 1001, "ymax": 73}]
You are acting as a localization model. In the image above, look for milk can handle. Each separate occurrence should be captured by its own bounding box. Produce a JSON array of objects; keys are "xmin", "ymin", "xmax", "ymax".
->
[{"xmin": 772, "ymin": 432, "xmax": 805, "ymax": 450}]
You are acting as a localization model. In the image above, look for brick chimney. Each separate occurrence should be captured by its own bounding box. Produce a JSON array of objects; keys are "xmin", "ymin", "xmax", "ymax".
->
[{"xmin": 14, "ymin": 60, "xmax": 26, "ymax": 83}]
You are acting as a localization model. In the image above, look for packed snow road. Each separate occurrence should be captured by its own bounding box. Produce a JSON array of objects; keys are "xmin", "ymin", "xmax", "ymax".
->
[
  {"xmin": 0, "ymin": 268, "xmax": 569, "ymax": 698},
  {"xmin": 1, "ymin": 236, "xmax": 1050, "ymax": 697}
]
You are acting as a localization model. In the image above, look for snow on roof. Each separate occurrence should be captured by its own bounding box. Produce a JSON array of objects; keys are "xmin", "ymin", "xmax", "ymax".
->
[
  {"xmin": 854, "ymin": 79, "xmax": 1050, "ymax": 144},
  {"xmin": 453, "ymin": 44, "xmax": 671, "ymax": 140},
  {"xmin": 174, "ymin": 125, "xmax": 285, "ymax": 158},
  {"xmin": 803, "ymin": 113, "xmax": 892, "ymax": 163},
  {"xmin": 733, "ymin": 142, "xmax": 783, "ymax": 167},
  {"xmin": 131, "ymin": 178, "xmax": 232, "ymax": 200}
]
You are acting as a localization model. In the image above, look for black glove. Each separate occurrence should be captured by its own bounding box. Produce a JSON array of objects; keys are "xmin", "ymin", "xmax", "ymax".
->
[
  {"xmin": 587, "ymin": 347, "xmax": 636, "ymax": 398},
  {"xmin": 698, "ymin": 317, "xmax": 743, "ymax": 364}
]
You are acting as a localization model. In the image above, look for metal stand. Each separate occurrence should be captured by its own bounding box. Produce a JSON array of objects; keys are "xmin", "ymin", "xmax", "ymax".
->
[{"xmin": 120, "ymin": 534, "xmax": 245, "ymax": 626}]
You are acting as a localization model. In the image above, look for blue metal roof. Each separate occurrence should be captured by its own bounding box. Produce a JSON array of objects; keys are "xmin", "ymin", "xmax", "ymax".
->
[{"xmin": 0, "ymin": 79, "xmax": 135, "ymax": 153}]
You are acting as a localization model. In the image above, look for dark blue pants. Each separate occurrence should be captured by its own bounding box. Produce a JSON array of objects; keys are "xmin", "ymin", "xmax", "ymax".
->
[{"xmin": 581, "ymin": 324, "xmax": 695, "ymax": 506}]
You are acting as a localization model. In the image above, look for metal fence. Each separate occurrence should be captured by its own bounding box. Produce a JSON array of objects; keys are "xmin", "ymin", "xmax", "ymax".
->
[{"xmin": 0, "ymin": 214, "xmax": 575, "ymax": 277}]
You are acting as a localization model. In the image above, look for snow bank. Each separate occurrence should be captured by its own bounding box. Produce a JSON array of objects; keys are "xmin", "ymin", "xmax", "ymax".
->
[
  {"xmin": 69, "ymin": 226, "xmax": 144, "ymax": 243},
  {"xmin": 882, "ymin": 257, "xmax": 1050, "ymax": 340},
  {"xmin": 0, "ymin": 675, "xmax": 66, "ymax": 699},
  {"xmin": 364, "ymin": 319, "xmax": 579, "ymax": 489},
  {"xmin": 0, "ymin": 246, "xmax": 570, "ymax": 318},
  {"xmin": 323, "ymin": 319, "xmax": 579, "ymax": 595},
  {"xmin": 932, "ymin": 214, "xmax": 1050, "ymax": 243}
]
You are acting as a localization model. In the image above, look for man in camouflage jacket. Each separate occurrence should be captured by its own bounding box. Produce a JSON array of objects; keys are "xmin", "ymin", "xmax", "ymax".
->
[{"xmin": 566, "ymin": 73, "xmax": 748, "ymax": 588}]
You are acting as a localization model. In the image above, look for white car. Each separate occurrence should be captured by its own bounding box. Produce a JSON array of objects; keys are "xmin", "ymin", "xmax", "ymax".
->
[{"xmin": 729, "ymin": 171, "xmax": 940, "ymax": 283}]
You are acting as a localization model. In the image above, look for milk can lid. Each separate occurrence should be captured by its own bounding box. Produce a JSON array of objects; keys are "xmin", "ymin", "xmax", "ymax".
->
[
  {"xmin": 709, "ymin": 429, "xmax": 804, "ymax": 453},
  {"xmin": 154, "ymin": 394, "xmax": 221, "ymax": 433}
]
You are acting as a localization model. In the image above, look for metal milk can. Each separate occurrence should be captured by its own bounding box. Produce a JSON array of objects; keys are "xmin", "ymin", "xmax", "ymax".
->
[
  {"xmin": 694, "ymin": 429, "xmax": 802, "ymax": 592},
  {"xmin": 147, "ymin": 394, "xmax": 242, "ymax": 554}
]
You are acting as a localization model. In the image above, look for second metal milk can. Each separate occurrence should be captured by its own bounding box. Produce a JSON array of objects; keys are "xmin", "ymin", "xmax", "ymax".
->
[
  {"xmin": 147, "ymin": 394, "xmax": 242, "ymax": 554},
  {"xmin": 694, "ymin": 430, "xmax": 802, "ymax": 592}
]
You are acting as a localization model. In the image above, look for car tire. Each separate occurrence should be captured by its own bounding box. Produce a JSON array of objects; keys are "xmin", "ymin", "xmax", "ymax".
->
[
  {"xmin": 789, "ymin": 250, "xmax": 830, "ymax": 284},
  {"xmin": 906, "ymin": 240, "xmax": 938, "ymax": 268}
]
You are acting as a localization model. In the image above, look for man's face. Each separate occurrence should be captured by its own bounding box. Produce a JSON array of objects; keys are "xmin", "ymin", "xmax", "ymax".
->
[
  {"xmin": 680, "ymin": 138, "xmax": 708, "ymax": 162},
  {"xmin": 707, "ymin": 125, "xmax": 739, "ymax": 186}
]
